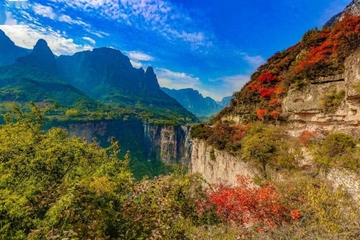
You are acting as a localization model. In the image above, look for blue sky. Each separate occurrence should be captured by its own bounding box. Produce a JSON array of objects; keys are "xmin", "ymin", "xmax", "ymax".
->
[{"xmin": 0, "ymin": 0, "xmax": 351, "ymax": 100}]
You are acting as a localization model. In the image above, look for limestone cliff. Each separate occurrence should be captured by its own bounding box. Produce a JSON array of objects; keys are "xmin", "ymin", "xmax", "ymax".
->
[
  {"xmin": 283, "ymin": 49, "xmax": 360, "ymax": 139},
  {"xmin": 190, "ymin": 139, "xmax": 258, "ymax": 186},
  {"xmin": 144, "ymin": 122, "xmax": 191, "ymax": 166},
  {"xmin": 52, "ymin": 118, "xmax": 191, "ymax": 166}
]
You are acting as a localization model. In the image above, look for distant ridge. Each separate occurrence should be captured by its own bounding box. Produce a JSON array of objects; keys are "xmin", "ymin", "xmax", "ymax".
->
[{"xmin": 161, "ymin": 87, "xmax": 230, "ymax": 117}]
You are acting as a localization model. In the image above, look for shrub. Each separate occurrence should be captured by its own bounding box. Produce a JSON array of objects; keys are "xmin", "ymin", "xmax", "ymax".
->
[
  {"xmin": 318, "ymin": 88, "xmax": 345, "ymax": 113},
  {"xmin": 313, "ymin": 132, "xmax": 360, "ymax": 171},
  {"xmin": 241, "ymin": 123, "xmax": 301, "ymax": 178}
]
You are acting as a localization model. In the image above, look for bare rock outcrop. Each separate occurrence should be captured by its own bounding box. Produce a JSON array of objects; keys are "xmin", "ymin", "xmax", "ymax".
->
[{"xmin": 283, "ymin": 49, "xmax": 360, "ymax": 139}]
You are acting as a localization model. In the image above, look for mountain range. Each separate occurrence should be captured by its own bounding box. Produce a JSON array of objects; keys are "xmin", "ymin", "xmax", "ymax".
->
[
  {"xmin": 161, "ymin": 87, "xmax": 231, "ymax": 118},
  {"xmin": 0, "ymin": 30, "xmax": 198, "ymax": 124}
]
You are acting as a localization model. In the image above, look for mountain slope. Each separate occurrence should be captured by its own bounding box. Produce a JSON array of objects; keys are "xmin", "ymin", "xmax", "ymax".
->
[
  {"xmin": 57, "ymin": 48, "xmax": 197, "ymax": 123},
  {"xmin": 0, "ymin": 39, "xmax": 102, "ymax": 111},
  {"xmin": 16, "ymin": 39, "xmax": 57, "ymax": 74},
  {"xmin": 218, "ymin": 96, "xmax": 231, "ymax": 108}
]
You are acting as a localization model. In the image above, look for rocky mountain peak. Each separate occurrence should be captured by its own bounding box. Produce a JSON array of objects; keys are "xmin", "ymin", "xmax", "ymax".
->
[
  {"xmin": 145, "ymin": 66, "xmax": 155, "ymax": 75},
  {"xmin": 33, "ymin": 39, "xmax": 50, "ymax": 53},
  {"xmin": 343, "ymin": 0, "xmax": 360, "ymax": 16},
  {"xmin": 16, "ymin": 39, "xmax": 57, "ymax": 73},
  {"xmin": 144, "ymin": 66, "xmax": 160, "ymax": 90},
  {"xmin": 325, "ymin": 0, "xmax": 360, "ymax": 26}
]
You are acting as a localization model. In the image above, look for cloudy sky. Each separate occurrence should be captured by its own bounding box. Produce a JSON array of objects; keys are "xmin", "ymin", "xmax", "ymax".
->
[{"xmin": 0, "ymin": 0, "xmax": 350, "ymax": 100}]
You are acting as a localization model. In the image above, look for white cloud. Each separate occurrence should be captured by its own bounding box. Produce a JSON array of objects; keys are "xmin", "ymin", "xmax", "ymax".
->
[
  {"xmin": 203, "ymin": 74, "xmax": 250, "ymax": 101},
  {"xmin": 156, "ymin": 68, "xmax": 200, "ymax": 90},
  {"xmin": 241, "ymin": 53, "xmax": 265, "ymax": 69},
  {"xmin": 126, "ymin": 51, "xmax": 154, "ymax": 69},
  {"xmin": 89, "ymin": 30, "xmax": 110, "ymax": 38},
  {"xmin": 58, "ymin": 14, "xmax": 89, "ymax": 26},
  {"xmin": 0, "ymin": 24, "xmax": 93, "ymax": 55},
  {"xmin": 130, "ymin": 59, "xmax": 142, "ymax": 68},
  {"xmin": 31, "ymin": 3, "xmax": 89, "ymax": 27},
  {"xmin": 51, "ymin": 0, "xmax": 211, "ymax": 48},
  {"xmin": 32, "ymin": 3, "xmax": 56, "ymax": 20},
  {"xmin": 155, "ymin": 68, "xmax": 248, "ymax": 101},
  {"xmin": 82, "ymin": 36, "xmax": 96, "ymax": 45},
  {"xmin": 222, "ymin": 74, "xmax": 250, "ymax": 93},
  {"xmin": 127, "ymin": 51, "xmax": 154, "ymax": 61}
]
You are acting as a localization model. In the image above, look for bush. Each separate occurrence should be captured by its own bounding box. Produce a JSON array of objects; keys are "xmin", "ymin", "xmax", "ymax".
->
[
  {"xmin": 313, "ymin": 132, "xmax": 360, "ymax": 171},
  {"xmin": 241, "ymin": 123, "xmax": 301, "ymax": 178},
  {"xmin": 318, "ymin": 88, "xmax": 345, "ymax": 113},
  {"xmin": 251, "ymin": 175, "xmax": 360, "ymax": 239}
]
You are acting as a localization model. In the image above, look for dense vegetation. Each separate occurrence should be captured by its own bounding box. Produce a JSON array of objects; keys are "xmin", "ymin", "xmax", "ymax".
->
[{"xmin": 1, "ymin": 109, "xmax": 359, "ymax": 239}]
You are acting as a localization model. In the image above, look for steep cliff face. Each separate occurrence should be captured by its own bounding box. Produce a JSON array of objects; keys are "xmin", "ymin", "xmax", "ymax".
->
[
  {"xmin": 283, "ymin": 49, "xmax": 360, "ymax": 139},
  {"xmin": 191, "ymin": 139, "xmax": 258, "ymax": 186},
  {"xmin": 144, "ymin": 122, "xmax": 191, "ymax": 166},
  {"xmin": 52, "ymin": 119, "xmax": 192, "ymax": 167}
]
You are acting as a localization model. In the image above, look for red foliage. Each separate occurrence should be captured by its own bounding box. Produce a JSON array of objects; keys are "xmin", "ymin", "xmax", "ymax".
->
[
  {"xmin": 258, "ymin": 87, "xmax": 273, "ymax": 98},
  {"xmin": 296, "ymin": 14, "xmax": 360, "ymax": 74},
  {"xmin": 256, "ymin": 109, "xmax": 268, "ymax": 120},
  {"xmin": 257, "ymin": 71, "xmax": 278, "ymax": 84},
  {"xmin": 207, "ymin": 176, "xmax": 290, "ymax": 227},
  {"xmin": 299, "ymin": 130, "xmax": 316, "ymax": 146},
  {"xmin": 247, "ymin": 72, "xmax": 283, "ymax": 102},
  {"xmin": 290, "ymin": 210, "xmax": 301, "ymax": 220},
  {"xmin": 269, "ymin": 98, "xmax": 280, "ymax": 106},
  {"xmin": 269, "ymin": 110, "xmax": 280, "ymax": 120},
  {"xmin": 231, "ymin": 124, "xmax": 251, "ymax": 141}
]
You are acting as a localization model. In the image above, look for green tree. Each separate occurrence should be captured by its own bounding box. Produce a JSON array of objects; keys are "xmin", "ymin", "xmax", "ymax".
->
[
  {"xmin": 0, "ymin": 108, "xmax": 134, "ymax": 239},
  {"xmin": 313, "ymin": 132, "xmax": 360, "ymax": 171},
  {"xmin": 241, "ymin": 123, "xmax": 301, "ymax": 178}
]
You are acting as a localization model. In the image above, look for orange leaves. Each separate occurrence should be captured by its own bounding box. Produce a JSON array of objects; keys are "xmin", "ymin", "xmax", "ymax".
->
[
  {"xmin": 269, "ymin": 110, "xmax": 280, "ymax": 120},
  {"xmin": 256, "ymin": 109, "xmax": 268, "ymax": 120},
  {"xmin": 290, "ymin": 210, "xmax": 301, "ymax": 220},
  {"xmin": 269, "ymin": 98, "xmax": 280, "ymax": 106},
  {"xmin": 207, "ymin": 176, "xmax": 290, "ymax": 228}
]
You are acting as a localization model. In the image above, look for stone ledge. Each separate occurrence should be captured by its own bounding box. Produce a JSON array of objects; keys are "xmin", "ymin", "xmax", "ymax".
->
[{"xmin": 311, "ymin": 74, "xmax": 345, "ymax": 84}]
